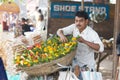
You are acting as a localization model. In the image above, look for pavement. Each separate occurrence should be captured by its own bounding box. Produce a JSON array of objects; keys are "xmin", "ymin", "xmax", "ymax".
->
[{"xmin": 99, "ymin": 55, "xmax": 113, "ymax": 80}]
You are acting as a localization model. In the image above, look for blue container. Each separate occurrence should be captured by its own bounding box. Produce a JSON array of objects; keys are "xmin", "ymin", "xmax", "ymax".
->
[{"xmin": 0, "ymin": 57, "xmax": 8, "ymax": 80}]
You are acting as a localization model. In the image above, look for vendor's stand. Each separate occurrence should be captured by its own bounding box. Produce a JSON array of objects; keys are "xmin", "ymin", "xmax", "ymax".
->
[
  {"xmin": 14, "ymin": 35, "xmax": 77, "ymax": 77},
  {"xmin": 0, "ymin": 31, "xmax": 77, "ymax": 80}
]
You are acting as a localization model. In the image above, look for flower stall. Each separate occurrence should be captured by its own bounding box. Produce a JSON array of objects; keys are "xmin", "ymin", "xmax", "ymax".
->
[
  {"xmin": 0, "ymin": 32, "xmax": 77, "ymax": 80},
  {"xmin": 14, "ymin": 35, "xmax": 77, "ymax": 76}
]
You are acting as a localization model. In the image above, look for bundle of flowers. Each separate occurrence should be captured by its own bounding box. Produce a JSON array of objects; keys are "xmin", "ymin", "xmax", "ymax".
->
[{"xmin": 14, "ymin": 35, "xmax": 78, "ymax": 67}]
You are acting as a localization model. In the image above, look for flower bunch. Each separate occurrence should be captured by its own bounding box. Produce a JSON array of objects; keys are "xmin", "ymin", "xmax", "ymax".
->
[{"xmin": 14, "ymin": 35, "xmax": 77, "ymax": 67}]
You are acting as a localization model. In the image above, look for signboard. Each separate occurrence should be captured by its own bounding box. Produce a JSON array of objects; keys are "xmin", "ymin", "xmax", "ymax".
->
[{"xmin": 50, "ymin": 2, "xmax": 109, "ymax": 19}]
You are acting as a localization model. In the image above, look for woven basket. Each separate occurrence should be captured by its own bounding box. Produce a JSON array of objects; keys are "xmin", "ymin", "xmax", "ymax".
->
[
  {"xmin": 32, "ymin": 35, "xmax": 42, "ymax": 44},
  {"xmin": 17, "ymin": 49, "xmax": 76, "ymax": 76},
  {"xmin": 12, "ymin": 44, "xmax": 26, "ymax": 54}
]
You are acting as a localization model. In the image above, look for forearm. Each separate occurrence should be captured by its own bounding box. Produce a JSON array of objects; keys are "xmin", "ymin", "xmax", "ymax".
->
[
  {"xmin": 84, "ymin": 40, "xmax": 100, "ymax": 51},
  {"xmin": 57, "ymin": 29, "xmax": 64, "ymax": 37}
]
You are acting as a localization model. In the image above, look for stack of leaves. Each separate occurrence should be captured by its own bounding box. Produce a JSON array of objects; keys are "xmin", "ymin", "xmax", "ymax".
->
[{"xmin": 14, "ymin": 35, "xmax": 78, "ymax": 67}]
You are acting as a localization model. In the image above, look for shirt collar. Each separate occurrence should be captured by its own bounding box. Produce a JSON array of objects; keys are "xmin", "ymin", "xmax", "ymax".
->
[{"xmin": 77, "ymin": 26, "xmax": 89, "ymax": 35}]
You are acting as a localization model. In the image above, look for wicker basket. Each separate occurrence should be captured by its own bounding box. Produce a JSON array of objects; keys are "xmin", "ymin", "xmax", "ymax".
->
[
  {"xmin": 17, "ymin": 49, "xmax": 76, "ymax": 76},
  {"xmin": 32, "ymin": 34, "xmax": 42, "ymax": 44}
]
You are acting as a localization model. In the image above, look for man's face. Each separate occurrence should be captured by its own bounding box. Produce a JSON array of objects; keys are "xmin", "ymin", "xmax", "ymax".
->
[{"xmin": 75, "ymin": 16, "xmax": 88, "ymax": 32}]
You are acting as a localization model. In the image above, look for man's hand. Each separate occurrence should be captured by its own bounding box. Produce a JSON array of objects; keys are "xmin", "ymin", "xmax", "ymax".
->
[
  {"xmin": 77, "ymin": 36, "xmax": 100, "ymax": 51},
  {"xmin": 77, "ymin": 37, "xmax": 85, "ymax": 43},
  {"xmin": 57, "ymin": 29, "xmax": 68, "ymax": 43},
  {"xmin": 59, "ymin": 35, "xmax": 68, "ymax": 43}
]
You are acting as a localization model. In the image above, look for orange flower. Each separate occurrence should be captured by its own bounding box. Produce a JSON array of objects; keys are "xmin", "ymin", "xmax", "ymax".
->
[
  {"xmin": 27, "ymin": 63, "xmax": 31, "ymax": 67},
  {"xmin": 41, "ymin": 53, "xmax": 48, "ymax": 59},
  {"xmin": 34, "ymin": 43, "xmax": 41, "ymax": 48}
]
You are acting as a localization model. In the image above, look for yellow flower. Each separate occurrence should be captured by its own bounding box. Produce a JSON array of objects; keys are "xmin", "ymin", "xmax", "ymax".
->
[
  {"xmin": 53, "ymin": 48, "xmax": 57, "ymax": 52},
  {"xmin": 33, "ymin": 59, "xmax": 39, "ymax": 63},
  {"xmin": 48, "ymin": 54, "xmax": 53, "ymax": 60},
  {"xmin": 72, "ymin": 37, "xmax": 77, "ymax": 41},
  {"xmin": 65, "ymin": 43, "xmax": 69, "ymax": 47},
  {"xmin": 55, "ymin": 53, "xmax": 59, "ymax": 57},
  {"xmin": 47, "ymin": 40, "xmax": 52, "ymax": 44},
  {"xmin": 61, "ymin": 52, "xmax": 65, "ymax": 55},
  {"xmin": 36, "ymin": 52, "xmax": 39, "ymax": 55},
  {"xmin": 72, "ymin": 41, "xmax": 77, "ymax": 45},
  {"xmin": 23, "ymin": 60, "xmax": 29, "ymax": 65},
  {"xmin": 65, "ymin": 48, "xmax": 70, "ymax": 53},
  {"xmin": 44, "ymin": 47, "xmax": 47, "ymax": 52},
  {"xmin": 49, "ymin": 50, "xmax": 54, "ymax": 54},
  {"xmin": 49, "ymin": 47, "xmax": 53, "ymax": 51},
  {"xmin": 15, "ymin": 60, "xmax": 20, "ymax": 65},
  {"xmin": 15, "ymin": 55, "xmax": 21, "ymax": 60},
  {"xmin": 47, "ymin": 46, "xmax": 51, "ymax": 49}
]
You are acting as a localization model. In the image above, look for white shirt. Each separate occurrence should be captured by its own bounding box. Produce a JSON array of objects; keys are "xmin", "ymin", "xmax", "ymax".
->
[
  {"xmin": 35, "ymin": 20, "xmax": 45, "ymax": 31},
  {"xmin": 57, "ymin": 24, "xmax": 104, "ymax": 69}
]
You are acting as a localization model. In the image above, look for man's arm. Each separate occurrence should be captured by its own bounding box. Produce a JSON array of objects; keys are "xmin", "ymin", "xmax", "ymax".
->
[
  {"xmin": 77, "ymin": 37, "xmax": 100, "ymax": 51},
  {"xmin": 57, "ymin": 29, "xmax": 68, "ymax": 42},
  {"xmin": 57, "ymin": 24, "xmax": 76, "ymax": 42}
]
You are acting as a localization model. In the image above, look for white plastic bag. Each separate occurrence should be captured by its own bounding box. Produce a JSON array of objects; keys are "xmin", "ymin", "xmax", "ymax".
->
[
  {"xmin": 57, "ymin": 63, "xmax": 79, "ymax": 80},
  {"xmin": 81, "ymin": 71, "xmax": 103, "ymax": 80},
  {"xmin": 58, "ymin": 70, "xmax": 79, "ymax": 80}
]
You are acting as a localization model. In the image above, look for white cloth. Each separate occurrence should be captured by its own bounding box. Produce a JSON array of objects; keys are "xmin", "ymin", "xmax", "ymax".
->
[
  {"xmin": 57, "ymin": 24, "xmax": 104, "ymax": 69},
  {"xmin": 34, "ymin": 11, "xmax": 42, "ymax": 23},
  {"xmin": 35, "ymin": 20, "xmax": 45, "ymax": 31}
]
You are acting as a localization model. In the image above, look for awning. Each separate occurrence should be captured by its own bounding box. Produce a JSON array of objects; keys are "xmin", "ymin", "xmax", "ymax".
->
[{"xmin": 0, "ymin": 1, "xmax": 20, "ymax": 13}]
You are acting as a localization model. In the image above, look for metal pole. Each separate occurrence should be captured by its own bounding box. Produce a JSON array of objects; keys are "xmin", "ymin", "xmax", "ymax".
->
[
  {"xmin": 113, "ymin": 0, "xmax": 120, "ymax": 79},
  {"xmin": 81, "ymin": 0, "xmax": 84, "ymax": 11}
]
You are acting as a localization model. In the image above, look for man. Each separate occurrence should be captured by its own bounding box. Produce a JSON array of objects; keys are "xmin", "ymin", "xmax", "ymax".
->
[{"xmin": 57, "ymin": 11, "xmax": 104, "ymax": 78}]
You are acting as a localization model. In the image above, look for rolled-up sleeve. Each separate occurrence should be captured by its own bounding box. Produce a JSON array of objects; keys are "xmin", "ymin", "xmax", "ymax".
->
[
  {"xmin": 57, "ymin": 24, "xmax": 75, "ymax": 35},
  {"xmin": 93, "ymin": 32, "xmax": 104, "ymax": 52},
  {"xmin": 98, "ymin": 42, "xmax": 104, "ymax": 52}
]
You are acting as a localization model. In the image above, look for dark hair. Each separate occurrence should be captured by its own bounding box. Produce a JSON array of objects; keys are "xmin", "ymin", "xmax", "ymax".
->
[
  {"xmin": 75, "ymin": 11, "xmax": 89, "ymax": 19},
  {"xmin": 21, "ymin": 18, "xmax": 26, "ymax": 21}
]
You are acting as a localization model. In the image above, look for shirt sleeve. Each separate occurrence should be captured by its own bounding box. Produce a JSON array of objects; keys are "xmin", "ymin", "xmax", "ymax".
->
[
  {"xmin": 57, "ymin": 24, "xmax": 75, "ymax": 35},
  {"xmin": 92, "ymin": 31, "xmax": 104, "ymax": 52}
]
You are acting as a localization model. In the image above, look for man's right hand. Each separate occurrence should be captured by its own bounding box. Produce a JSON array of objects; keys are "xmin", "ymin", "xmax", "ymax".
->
[
  {"xmin": 59, "ymin": 35, "xmax": 68, "ymax": 43},
  {"xmin": 57, "ymin": 29, "xmax": 68, "ymax": 43}
]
